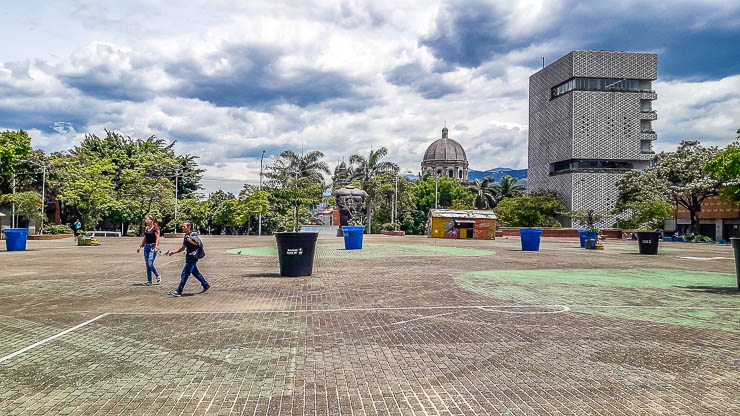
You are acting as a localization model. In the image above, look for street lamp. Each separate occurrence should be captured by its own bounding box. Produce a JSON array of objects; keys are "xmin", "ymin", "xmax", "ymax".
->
[
  {"xmin": 435, "ymin": 171, "xmax": 440, "ymax": 209},
  {"xmin": 258, "ymin": 150, "xmax": 265, "ymax": 236},
  {"xmin": 20, "ymin": 159, "xmax": 59, "ymax": 234}
]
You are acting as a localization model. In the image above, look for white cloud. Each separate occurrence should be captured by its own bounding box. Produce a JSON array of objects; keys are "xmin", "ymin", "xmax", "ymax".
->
[{"xmin": 0, "ymin": 0, "xmax": 738, "ymax": 195}]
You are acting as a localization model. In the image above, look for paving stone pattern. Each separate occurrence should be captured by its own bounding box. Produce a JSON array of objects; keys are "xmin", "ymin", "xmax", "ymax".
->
[{"xmin": 1, "ymin": 235, "xmax": 739, "ymax": 415}]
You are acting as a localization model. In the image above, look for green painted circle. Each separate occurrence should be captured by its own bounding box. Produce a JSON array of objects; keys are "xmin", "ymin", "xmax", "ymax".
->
[
  {"xmin": 227, "ymin": 242, "xmax": 494, "ymax": 258},
  {"xmin": 457, "ymin": 268, "xmax": 740, "ymax": 332}
]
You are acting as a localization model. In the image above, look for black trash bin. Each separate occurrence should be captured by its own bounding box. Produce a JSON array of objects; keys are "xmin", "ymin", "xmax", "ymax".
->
[
  {"xmin": 732, "ymin": 238, "xmax": 740, "ymax": 291},
  {"xmin": 636, "ymin": 231, "xmax": 660, "ymax": 255},
  {"xmin": 275, "ymin": 232, "xmax": 319, "ymax": 277}
]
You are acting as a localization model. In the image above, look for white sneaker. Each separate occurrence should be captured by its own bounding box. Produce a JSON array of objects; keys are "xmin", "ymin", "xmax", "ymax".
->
[{"xmin": 155, "ymin": 275, "xmax": 161, "ymax": 285}]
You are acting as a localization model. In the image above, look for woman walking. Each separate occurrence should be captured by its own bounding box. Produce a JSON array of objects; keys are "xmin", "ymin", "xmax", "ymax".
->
[{"xmin": 137, "ymin": 215, "xmax": 162, "ymax": 285}]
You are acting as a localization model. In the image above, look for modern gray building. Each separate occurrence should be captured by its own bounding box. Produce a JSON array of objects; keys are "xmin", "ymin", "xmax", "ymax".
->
[{"xmin": 528, "ymin": 50, "xmax": 658, "ymax": 227}]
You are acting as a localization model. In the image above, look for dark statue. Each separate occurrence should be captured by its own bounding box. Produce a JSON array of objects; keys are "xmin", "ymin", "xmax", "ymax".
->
[{"xmin": 333, "ymin": 186, "xmax": 367, "ymax": 227}]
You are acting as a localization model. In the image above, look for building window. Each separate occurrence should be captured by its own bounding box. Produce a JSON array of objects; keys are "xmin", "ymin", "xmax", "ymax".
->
[
  {"xmin": 436, "ymin": 169, "xmax": 442, "ymax": 176},
  {"xmin": 551, "ymin": 77, "xmax": 647, "ymax": 99},
  {"xmin": 550, "ymin": 159, "xmax": 634, "ymax": 175},
  {"xmin": 458, "ymin": 169, "xmax": 463, "ymax": 179},
  {"xmin": 448, "ymin": 170, "xmax": 453, "ymax": 178}
]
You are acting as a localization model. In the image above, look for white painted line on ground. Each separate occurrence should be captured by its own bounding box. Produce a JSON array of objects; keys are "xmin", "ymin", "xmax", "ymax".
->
[
  {"xmin": 478, "ymin": 305, "xmax": 571, "ymax": 315},
  {"xmin": 0, "ymin": 313, "xmax": 109, "ymax": 364}
]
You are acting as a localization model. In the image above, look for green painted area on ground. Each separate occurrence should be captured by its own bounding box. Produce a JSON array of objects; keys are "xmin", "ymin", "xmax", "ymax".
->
[
  {"xmin": 227, "ymin": 243, "xmax": 493, "ymax": 258},
  {"xmin": 457, "ymin": 268, "xmax": 740, "ymax": 332}
]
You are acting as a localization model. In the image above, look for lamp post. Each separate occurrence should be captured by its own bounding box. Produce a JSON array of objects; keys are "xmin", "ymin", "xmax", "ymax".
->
[
  {"xmin": 21, "ymin": 160, "xmax": 47, "ymax": 234},
  {"xmin": 434, "ymin": 172, "xmax": 439, "ymax": 209},
  {"xmin": 258, "ymin": 150, "xmax": 265, "ymax": 236}
]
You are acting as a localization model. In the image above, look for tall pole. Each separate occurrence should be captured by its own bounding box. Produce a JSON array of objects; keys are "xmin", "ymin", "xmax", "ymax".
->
[
  {"xmin": 393, "ymin": 174, "xmax": 398, "ymax": 230},
  {"xmin": 434, "ymin": 174, "xmax": 438, "ymax": 209},
  {"xmin": 174, "ymin": 172, "xmax": 179, "ymax": 222},
  {"xmin": 258, "ymin": 150, "xmax": 265, "ymax": 236},
  {"xmin": 11, "ymin": 174, "xmax": 16, "ymax": 228},
  {"xmin": 39, "ymin": 165, "xmax": 46, "ymax": 234}
]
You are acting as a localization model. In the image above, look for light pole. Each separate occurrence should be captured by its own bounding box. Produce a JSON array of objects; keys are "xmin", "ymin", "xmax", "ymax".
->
[
  {"xmin": 11, "ymin": 173, "xmax": 16, "ymax": 229},
  {"xmin": 258, "ymin": 150, "xmax": 265, "ymax": 236},
  {"xmin": 392, "ymin": 173, "xmax": 397, "ymax": 229},
  {"xmin": 434, "ymin": 172, "xmax": 439, "ymax": 209},
  {"xmin": 21, "ymin": 160, "xmax": 50, "ymax": 234}
]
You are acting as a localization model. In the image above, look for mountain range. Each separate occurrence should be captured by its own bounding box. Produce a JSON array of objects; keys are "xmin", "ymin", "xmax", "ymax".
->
[{"xmin": 401, "ymin": 168, "xmax": 528, "ymax": 186}]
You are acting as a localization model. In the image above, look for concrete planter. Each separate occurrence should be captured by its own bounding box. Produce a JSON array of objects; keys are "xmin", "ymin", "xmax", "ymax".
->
[
  {"xmin": 164, "ymin": 233, "xmax": 185, "ymax": 238},
  {"xmin": 28, "ymin": 234, "xmax": 74, "ymax": 240},
  {"xmin": 381, "ymin": 230, "xmax": 406, "ymax": 236}
]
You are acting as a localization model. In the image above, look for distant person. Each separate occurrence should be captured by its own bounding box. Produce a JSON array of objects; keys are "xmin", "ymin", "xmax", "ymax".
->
[
  {"xmin": 166, "ymin": 222, "xmax": 210, "ymax": 297},
  {"xmin": 136, "ymin": 215, "xmax": 161, "ymax": 285}
]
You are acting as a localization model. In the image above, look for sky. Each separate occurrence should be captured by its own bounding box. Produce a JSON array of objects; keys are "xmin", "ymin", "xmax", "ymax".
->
[{"xmin": 1, "ymin": 0, "xmax": 739, "ymax": 195}]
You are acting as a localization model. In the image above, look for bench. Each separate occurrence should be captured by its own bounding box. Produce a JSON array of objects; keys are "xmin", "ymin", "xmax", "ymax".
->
[{"xmin": 86, "ymin": 231, "xmax": 122, "ymax": 238}]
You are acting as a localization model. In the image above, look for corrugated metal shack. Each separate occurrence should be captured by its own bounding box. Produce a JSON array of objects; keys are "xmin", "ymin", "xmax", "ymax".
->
[{"xmin": 428, "ymin": 209, "xmax": 497, "ymax": 240}]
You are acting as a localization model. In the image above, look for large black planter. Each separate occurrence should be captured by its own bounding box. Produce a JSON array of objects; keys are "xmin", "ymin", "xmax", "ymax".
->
[
  {"xmin": 275, "ymin": 232, "xmax": 319, "ymax": 277},
  {"xmin": 731, "ymin": 238, "xmax": 740, "ymax": 291},
  {"xmin": 636, "ymin": 231, "xmax": 661, "ymax": 255}
]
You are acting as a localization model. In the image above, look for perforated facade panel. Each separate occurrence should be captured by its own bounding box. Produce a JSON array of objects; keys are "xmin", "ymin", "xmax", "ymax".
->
[{"xmin": 528, "ymin": 51, "xmax": 658, "ymax": 227}]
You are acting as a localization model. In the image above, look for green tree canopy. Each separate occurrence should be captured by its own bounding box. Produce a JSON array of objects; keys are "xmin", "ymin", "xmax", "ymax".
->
[
  {"xmin": 467, "ymin": 177, "xmax": 498, "ymax": 209},
  {"xmin": 616, "ymin": 140, "xmax": 721, "ymax": 233},
  {"xmin": 57, "ymin": 157, "xmax": 116, "ymax": 230},
  {"xmin": 705, "ymin": 130, "xmax": 740, "ymax": 204},
  {"xmin": 0, "ymin": 130, "xmax": 32, "ymax": 193},
  {"xmin": 495, "ymin": 192, "xmax": 565, "ymax": 227}
]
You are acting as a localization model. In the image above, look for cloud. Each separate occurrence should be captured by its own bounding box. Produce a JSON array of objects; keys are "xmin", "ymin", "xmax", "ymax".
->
[
  {"xmin": 385, "ymin": 61, "xmax": 462, "ymax": 99},
  {"xmin": 0, "ymin": 0, "xmax": 738, "ymax": 195}
]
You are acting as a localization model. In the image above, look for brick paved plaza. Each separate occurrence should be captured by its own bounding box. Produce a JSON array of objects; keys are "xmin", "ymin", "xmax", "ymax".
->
[{"xmin": 1, "ymin": 235, "xmax": 739, "ymax": 415}]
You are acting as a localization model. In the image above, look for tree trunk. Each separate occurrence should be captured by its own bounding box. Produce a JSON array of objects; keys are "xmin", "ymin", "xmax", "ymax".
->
[
  {"xmin": 689, "ymin": 208, "xmax": 698, "ymax": 235},
  {"xmin": 367, "ymin": 199, "xmax": 372, "ymax": 234}
]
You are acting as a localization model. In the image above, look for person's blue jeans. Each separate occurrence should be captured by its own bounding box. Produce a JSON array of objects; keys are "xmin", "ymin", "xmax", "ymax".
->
[
  {"xmin": 143, "ymin": 244, "xmax": 159, "ymax": 283},
  {"xmin": 177, "ymin": 258, "xmax": 209, "ymax": 294}
]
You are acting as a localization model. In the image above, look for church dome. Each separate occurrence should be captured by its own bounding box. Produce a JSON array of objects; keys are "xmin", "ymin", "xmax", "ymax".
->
[
  {"xmin": 423, "ymin": 128, "xmax": 467, "ymax": 162},
  {"xmin": 421, "ymin": 126, "xmax": 469, "ymax": 181}
]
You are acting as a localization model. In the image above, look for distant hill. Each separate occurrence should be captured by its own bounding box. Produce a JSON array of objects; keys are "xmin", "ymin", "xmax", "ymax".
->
[
  {"xmin": 401, "ymin": 168, "xmax": 528, "ymax": 186},
  {"xmin": 468, "ymin": 168, "xmax": 528, "ymax": 185}
]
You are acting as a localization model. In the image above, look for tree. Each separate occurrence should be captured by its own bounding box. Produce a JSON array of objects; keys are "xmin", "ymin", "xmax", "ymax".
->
[
  {"xmin": 349, "ymin": 147, "xmax": 399, "ymax": 233},
  {"xmin": 0, "ymin": 191, "xmax": 43, "ymax": 223},
  {"xmin": 705, "ymin": 130, "xmax": 740, "ymax": 204},
  {"xmin": 178, "ymin": 196, "xmax": 211, "ymax": 232},
  {"xmin": 495, "ymin": 192, "xmax": 565, "ymax": 227},
  {"xmin": 494, "ymin": 175, "xmax": 525, "ymax": 200},
  {"xmin": 366, "ymin": 173, "xmax": 415, "ymax": 233},
  {"xmin": 467, "ymin": 177, "xmax": 498, "ymax": 209},
  {"xmin": 406, "ymin": 174, "xmax": 474, "ymax": 234},
  {"xmin": 616, "ymin": 141, "xmax": 721, "ymax": 234},
  {"xmin": 57, "ymin": 158, "xmax": 116, "ymax": 231},
  {"xmin": 0, "ymin": 130, "xmax": 32, "ymax": 194},
  {"xmin": 270, "ymin": 177, "xmax": 324, "ymax": 231},
  {"xmin": 116, "ymin": 157, "xmax": 176, "ymax": 234},
  {"xmin": 235, "ymin": 185, "xmax": 270, "ymax": 232},
  {"xmin": 620, "ymin": 198, "xmax": 674, "ymax": 230},
  {"xmin": 265, "ymin": 150, "xmax": 331, "ymax": 186}
]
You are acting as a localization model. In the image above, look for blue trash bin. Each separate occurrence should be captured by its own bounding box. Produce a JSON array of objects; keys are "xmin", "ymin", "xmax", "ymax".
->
[
  {"xmin": 342, "ymin": 226, "xmax": 365, "ymax": 250},
  {"xmin": 519, "ymin": 228, "xmax": 543, "ymax": 251},
  {"xmin": 578, "ymin": 230, "xmax": 597, "ymax": 248},
  {"xmin": 4, "ymin": 228, "xmax": 28, "ymax": 251}
]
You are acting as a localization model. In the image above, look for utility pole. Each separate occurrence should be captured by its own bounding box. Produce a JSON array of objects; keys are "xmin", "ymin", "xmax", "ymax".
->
[
  {"xmin": 11, "ymin": 173, "xmax": 16, "ymax": 228},
  {"xmin": 434, "ymin": 173, "xmax": 439, "ymax": 209},
  {"xmin": 258, "ymin": 150, "xmax": 265, "ymax": 236},
  {"xmin": 392, "ymin": 174, "xmax": 398, "ymax": 230},
  {"xmin": 40, "ymin": 165, "xmax": 46, "ymax": 234}
]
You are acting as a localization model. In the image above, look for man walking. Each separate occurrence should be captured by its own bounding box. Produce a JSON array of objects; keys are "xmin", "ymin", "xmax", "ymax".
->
[{"xmin": 167, "ymin": 222, "xmax": 210, "ymax": 296}]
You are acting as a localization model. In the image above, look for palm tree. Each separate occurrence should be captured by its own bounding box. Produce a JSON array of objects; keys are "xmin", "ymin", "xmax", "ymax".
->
[
  {"xmin": 266, "ymin": 150, "xmax": 330, "ymax": 186},
  {"xmin": 495, "ymin": 175, "xmax": 524, "ymax": 200},
  {"xmin": 468, "ymin": 177, "xmax": 498, "ymax": 209},
  {"xmin": 349, "ymin": 147, "xmax": 398, "ymax": 233}
]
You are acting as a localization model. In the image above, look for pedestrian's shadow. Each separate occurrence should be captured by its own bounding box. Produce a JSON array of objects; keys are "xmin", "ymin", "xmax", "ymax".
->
[
  {"xmin": 675, "ymin": 285, "xmax": 739, "ymax": 294},
  {"xmin": 239, "ymin": 272, "xmax": 282, "ymax": 278}
]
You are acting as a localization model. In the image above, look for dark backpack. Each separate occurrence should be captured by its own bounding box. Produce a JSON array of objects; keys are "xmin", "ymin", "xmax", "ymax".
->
[{"xmin": 188, "ymin": 231, "xmax": 206, "ymax": 259}]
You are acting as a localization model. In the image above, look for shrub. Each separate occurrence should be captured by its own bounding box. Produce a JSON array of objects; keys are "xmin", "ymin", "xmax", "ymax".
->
[
  {"xmin": 691, "ymin": 234, "xmax": 712, "ymax": 243},
  {"xmin": 42, "ymin": 224, "xmax": 74, "ymax": 235}
]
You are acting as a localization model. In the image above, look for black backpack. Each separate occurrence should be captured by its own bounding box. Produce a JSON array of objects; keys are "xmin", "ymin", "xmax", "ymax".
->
[{"xmin": 188, "ymin": 231, "xmax": 206, "ymax": 259}]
